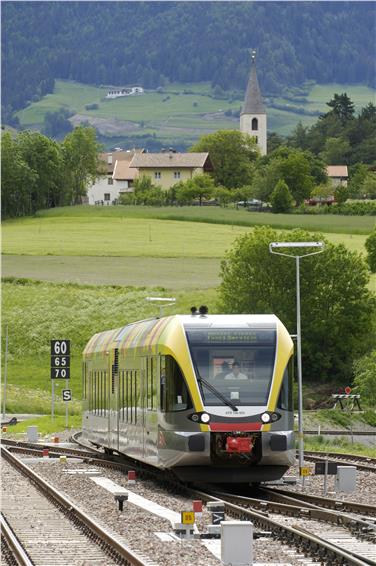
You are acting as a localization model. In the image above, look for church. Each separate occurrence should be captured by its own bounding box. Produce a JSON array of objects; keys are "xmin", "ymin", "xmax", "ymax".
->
[{"xmin": 240, "ymin": 50, "xmax": 267, "ymax": 156}]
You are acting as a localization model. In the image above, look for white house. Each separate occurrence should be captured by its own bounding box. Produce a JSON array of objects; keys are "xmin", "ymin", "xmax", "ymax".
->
[
  {"xmin": 87, "ymin": 149, "xmax": 142, "ymax": 205},
  {"xmin": 326, "ymin": 165, "xmax": 349, "ymax": 188},
  {"xmin": 105, "ymin": 86, "xmax": 144, "ymax": 99}
]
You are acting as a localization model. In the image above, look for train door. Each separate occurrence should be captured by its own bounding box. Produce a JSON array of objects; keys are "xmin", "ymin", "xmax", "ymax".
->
[
  {"xmin": 140, "ymin": 357, "xmax": 147, "ymax": 459},
  {"xmin": 143, "ymin": 355, "xmax": 158, "ymax": 462},
  {"xmin": 109, "ymin": 348, "xmax": 119, "ymax": 451}
]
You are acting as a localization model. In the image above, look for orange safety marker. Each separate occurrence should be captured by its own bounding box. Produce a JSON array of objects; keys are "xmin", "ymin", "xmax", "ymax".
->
[
  {"xmin": 42, "ymin": 448, "xmax": 49, "ymax": 457},
  {"xmin": 193, "ymin": 500, "xmax": 203, "ymax": 513},
  {"xmin": 2, "ymin": 426, "xmax": 8, "ymax": 433},
  {"xmin": 53, "ymin": 436, "xmax": 60, "ymax": 443}
]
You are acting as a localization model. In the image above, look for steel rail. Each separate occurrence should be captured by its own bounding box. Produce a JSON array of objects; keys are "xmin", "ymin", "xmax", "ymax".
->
[
  {"xmin": 1, "ymin": 513, "xmax": 34, "ymax": 566},
  {"xmin": 304, "ymin": 430, "xmax": 376, "ymax": 436},
  {"xmin": 188, "ymin": 487, "xmax": 373, "ymax": 565},
  {"xmin": 1, "ymin": 447, "xmax": 148, "ymax": 566},
  {"xmin": 209, "ymin": 489, "xmax": 376, "ymax": 541},
  {"xmin": 2, "ymin": 438, "xmax": 99, "ymax": 459},
  {"xmin": 304, "ymin": 451, "xmax": 376, "ymax": 473},
  {"xmin": 262, "ymin": 486, "xmax": 376, "ymax": 517}
]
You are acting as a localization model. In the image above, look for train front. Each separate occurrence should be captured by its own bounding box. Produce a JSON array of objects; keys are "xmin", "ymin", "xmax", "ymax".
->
[{"xmin": 162, "ymin": 314, "xmax": 295, "ymax": 483}]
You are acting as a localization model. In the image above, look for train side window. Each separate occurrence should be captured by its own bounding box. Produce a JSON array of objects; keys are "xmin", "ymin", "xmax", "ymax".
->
[
  {"xmin": 126, "ymin": 370, "xmax": 130, "ymax": 423},
  {"xmin": 147, "ymin": 357, "xmax": 154, "ymax": 410},
  {"xmin": 160, "ymin": 355, "xmax": 192, "ymax": 412},
  {"xmin": 120, "ymin": 370, "xmax": 125, "ymax": 421},
  {"xmin": 134, "ymin": 370, "xmax": 138, "ymax": 424},
  {"xmin": 82, "ymin": 363, "xmax": 86, "ymax": 400},
  {"xmin": 129, "ymin": 371, "xmax": 133, "ymax": 423}
]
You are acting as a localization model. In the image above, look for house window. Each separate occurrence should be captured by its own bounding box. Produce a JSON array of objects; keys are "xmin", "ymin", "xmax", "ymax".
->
[
  {"xmin": 252, "ymin": 117, "xmax": 258, "ymax": 130},
  {"xmin": 104, "ymin": 193, "xmax": 111, "ymax": 201},
  {"xmin": 154, "ymin": 171, "xmax": 161, "ymax": 179},
  {"xmin": 108, "ymin": 177, "xmax": 113, "ymax": 185},
  {"xmin": 174, "ymin": 171, "xmax": 181, "ymax": 179}
]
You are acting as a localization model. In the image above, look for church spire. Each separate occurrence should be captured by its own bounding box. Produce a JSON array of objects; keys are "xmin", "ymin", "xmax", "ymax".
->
[
  {"xmin": 241, "ymin": 49, "xmax": 266, "ymax": 115},
  {"xmin": 240, "ymin": 49, "xmax": 267, "ymax": 155}
]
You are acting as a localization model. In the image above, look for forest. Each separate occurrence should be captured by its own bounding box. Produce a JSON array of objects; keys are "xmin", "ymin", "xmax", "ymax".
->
[{"xmin": 2, "ymin": 2, "xmax": 375, "ymax": 125}]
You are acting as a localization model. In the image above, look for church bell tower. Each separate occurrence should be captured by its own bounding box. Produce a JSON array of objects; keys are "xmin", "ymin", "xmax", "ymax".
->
[{"xmin": 240, "ymin": 49, "xmax": 267, "ymax": 156}]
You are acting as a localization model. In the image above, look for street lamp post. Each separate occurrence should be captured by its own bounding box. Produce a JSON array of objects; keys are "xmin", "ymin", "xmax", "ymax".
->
[{"xmin": 269, "ymin": 241, "xmax": 325, "ymax": 484}]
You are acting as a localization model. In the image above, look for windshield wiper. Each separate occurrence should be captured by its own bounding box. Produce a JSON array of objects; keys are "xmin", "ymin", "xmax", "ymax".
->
[{"xmin": 195, "ymin": 368, "xmax": 239, "ymax": 412}]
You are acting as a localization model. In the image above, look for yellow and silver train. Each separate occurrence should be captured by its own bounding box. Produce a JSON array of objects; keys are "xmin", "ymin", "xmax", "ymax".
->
[{"xmin": 82, "ymin": 312, "xmax": 295, "ymax": 483}]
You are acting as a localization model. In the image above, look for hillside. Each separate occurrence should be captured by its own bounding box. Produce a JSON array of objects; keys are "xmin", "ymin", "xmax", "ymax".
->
[
  {"xmin": 2, "ymin": 2, "xmax": 375, "ymax": 126},
  {"xmin": 15, "ymin": 79, "xmax": 376, "ymax": 149}
]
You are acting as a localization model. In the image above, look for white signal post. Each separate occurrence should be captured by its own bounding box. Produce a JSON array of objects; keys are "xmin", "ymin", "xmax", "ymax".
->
[
  {"xmin": 269, "ymin": 241, "xmax": 325, "ymax": 486},
  {"xmin": 146, "ymin": 297, "xmax": 176, "ymax": 318}
]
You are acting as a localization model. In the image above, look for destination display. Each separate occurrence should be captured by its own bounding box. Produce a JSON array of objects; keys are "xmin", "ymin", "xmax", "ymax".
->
[{"xmin": 187, "ymin": 328, "xmax": 275, "ymax": 345}]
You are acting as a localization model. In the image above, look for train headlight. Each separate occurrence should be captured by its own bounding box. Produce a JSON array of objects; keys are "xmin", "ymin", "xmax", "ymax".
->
[
  {"xmin": 271, "ymin": 412, "xmax": 280, "ymax": 422},
  {"xmin": 260, "ymin": 412, "xmax": 271, "ymax": 423},
  {"xmin": 200, "ymin": 412, "xmax": 210, "ymax": 424},
  {"xmin": 191, "ymin": 414, "xmax": 200, "ymax": 422}
]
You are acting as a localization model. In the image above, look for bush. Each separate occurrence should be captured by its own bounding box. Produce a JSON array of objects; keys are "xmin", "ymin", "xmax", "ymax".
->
[
  {"xmin": 85, "ymin": 103, "xmax": 99, "ymax": 110},
  {"xmin": 294, "ymin": 202, "xmax": 376, "ymax": 215},
  {"xmin": 365, "ymin": 229, "xmax": 376, "ymax": 272},
  {"xmin": 270, "ymin": 179, "xmax": 293, "ymax": 213}
]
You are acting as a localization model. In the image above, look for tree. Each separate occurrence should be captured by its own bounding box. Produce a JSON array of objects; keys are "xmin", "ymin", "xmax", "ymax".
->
[
  {"xmin": 213, "ymin": 186, "xmax": 232, "ymax": 206},
  {"xmin": 360, "ymin": 173, "xmax": 376, "ymax": 199},
  {"xmin": 334, "ymin": 184, "xmax": 349, "ymax": 205},
  {"xmin": 270, "ymin": 179, "xmax": 293, "ymax": 212},
  {"xmin": 252, "ymin": 147, "xmax": 318, "ymax": 205},
  {"xmin": 44, "ymin": 108, "xmax": 73, "ymax": 138},
  {"xmin": 347, "ymin": 163, "xmax": 369, "ymax": 198},
  {"xmin": 175, "ymin": 174, "xmax": 215, "ymax": 205},
  {"xmin": 353, "ymin": 351, "xmax": 376, "ymax": 405},
  {"xmin": 62, "ymin": 126, "xmax": 101, "ymax": 204},
  {"xmin": 190, "ymin": 130, "xmax": 258, "ymax": 189},
  {"xmin": 1, "ymin": 132, "xmax": 37, "ymax": 218},
  {"xmin": 365, "ymin": 229, "xmax": 376, "ymax": 273},
  {"xmin": 17, "ymin": 131, "xmax": 64, "ymax": 211},
  {"xmin": 326, "ymin": 93, "xmax": 355, "ymax": 123},
  {"xmin": 320, "ymin": 136, "xmax": 351, "ymax": 165},
  {"xmin": 219, "ymin": 226, "xmax": 375, "ymax": 382}
]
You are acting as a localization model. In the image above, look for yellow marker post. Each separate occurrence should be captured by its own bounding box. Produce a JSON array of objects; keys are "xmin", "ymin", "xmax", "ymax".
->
[
  {"xmin": 181, "ymin": 511, "xmax": 195, "ymax": 525},
  {"xmin": 299, "ymin": 466, "xmax": 312, "ymax": 477}
]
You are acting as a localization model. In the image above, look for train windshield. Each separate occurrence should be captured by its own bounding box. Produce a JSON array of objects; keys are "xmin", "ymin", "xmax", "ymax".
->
[{"xmin": 186, "ymin": 328, "xmax": 276, "ymax": 407}]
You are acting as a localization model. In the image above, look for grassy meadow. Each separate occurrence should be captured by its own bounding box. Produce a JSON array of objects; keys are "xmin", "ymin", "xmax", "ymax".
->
[
  {"xmin": 2, "ymin": 204, "xmax": 375, "ymax": 421},
  {"xmin": 16, "ymin": 80, "xmax": 376, "ymax": 143}
]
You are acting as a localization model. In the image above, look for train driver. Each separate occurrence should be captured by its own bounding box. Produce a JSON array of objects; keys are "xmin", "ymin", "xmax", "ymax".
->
[{"xmin": 224, "ymin": 361, "xmax": 248, "ymax": 380}]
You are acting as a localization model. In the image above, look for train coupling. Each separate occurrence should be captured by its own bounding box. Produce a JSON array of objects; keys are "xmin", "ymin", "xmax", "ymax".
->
[{"xmin": 225, "ymin": 436, "xmax": 254, "ymax": 453}]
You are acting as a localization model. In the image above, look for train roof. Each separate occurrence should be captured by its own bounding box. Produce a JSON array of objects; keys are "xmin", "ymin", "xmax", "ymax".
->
[{"xmin": 83, "ymin": 314, "xmax": 285, "ymax": 356}]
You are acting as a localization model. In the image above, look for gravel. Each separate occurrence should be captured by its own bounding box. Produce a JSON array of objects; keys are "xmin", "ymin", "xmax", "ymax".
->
[{"xmin": 26, "ymin": 458, "xmax": 322, "ymax": 565}]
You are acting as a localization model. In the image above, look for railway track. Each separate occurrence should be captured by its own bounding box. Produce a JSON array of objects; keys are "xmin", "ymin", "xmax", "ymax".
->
[
  {"xmin": 262, "ymin": 486, "xmax": 376, "ymax": 518},
  {"xmin": 304, "ymin": 451, "xmax": 376, "ymax": 473},
  {"xmin": 4, "ymin": 436, "xmax": 376, "ymax": 564},
  {"xmin": 191, "ymin": 486, "xmax": 376, "ymax": 565},
  {"xmin": 1, "ymin": 446, "xmax": 150, "ymax": 566},
  {"xmin": 209, "ymin": 487, "xmax": 376, "ymax": 537}
]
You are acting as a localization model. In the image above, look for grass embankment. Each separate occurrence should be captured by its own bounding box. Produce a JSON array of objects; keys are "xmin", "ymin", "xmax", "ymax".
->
[
  {"xmin": 5, "ymin": 415, "xmax": 82, "ymax": 436},
  {"xmin": 304, "ymin": 437, "xmax": 376, "ymax": 458},
  {"xmin": 1, "ymin": 278, "xmax": 216, "ymax": 412}
]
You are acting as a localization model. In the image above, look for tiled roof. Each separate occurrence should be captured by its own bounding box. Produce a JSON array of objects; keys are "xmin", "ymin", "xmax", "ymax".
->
[
  {"xmin": 241, "ymin": 62, "xmax": 266, "ymax": 115},
  {"xmin": 129, "ymin": 152, "xmax": 210, "ymax": 169},
  {"xmin": 326, "ymin": 165, "xmax": 348, "ymax": 178},
  {"xmin": 99, "ymin": 149, "xmax": 144, "ymax": 173},
  {"xmin": 113, "ymin": 160, "xmax": 139, "ymax": 180}
]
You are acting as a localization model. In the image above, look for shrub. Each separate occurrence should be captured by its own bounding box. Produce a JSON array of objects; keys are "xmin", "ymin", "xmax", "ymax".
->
[
  {"xmin": 365, "ymin": 229, "xmax": 376, "ymax": 272},
  {"xmin": 270, "ymin": 179, "xmax": 294, "ymax": 213}
]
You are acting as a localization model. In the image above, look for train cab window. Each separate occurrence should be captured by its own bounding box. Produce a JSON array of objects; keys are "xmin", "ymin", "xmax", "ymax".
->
[
  {"xmin": 277, "ymin": 359, "xmax": 293, "ymax": 411},
  {"xmin": 160, "ymin": 355, "xmax": 192, "ymax": 412}
]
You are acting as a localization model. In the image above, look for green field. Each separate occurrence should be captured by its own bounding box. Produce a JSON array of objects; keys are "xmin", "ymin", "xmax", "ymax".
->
[
  {"xmin": 16, "ymin": 80, "xmax": 376, "ymax": 142},
  {"xmin": 2, "ymin": 205, "xmax": 375, "ymax": 419}
]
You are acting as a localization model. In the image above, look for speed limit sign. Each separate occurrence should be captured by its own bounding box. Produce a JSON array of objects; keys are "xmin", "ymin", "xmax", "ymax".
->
[{"xmin": 51, "ymin": 340, "xmax": 70, "ymax": 379}]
